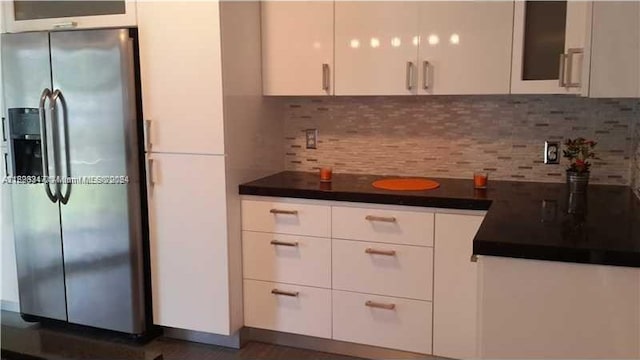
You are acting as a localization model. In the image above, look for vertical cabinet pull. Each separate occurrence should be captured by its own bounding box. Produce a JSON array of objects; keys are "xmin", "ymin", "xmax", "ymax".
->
[
  {"xmin": 147, "ymin": 158, "xmax": 156, "ymax": 189},
  {"xmin": 422, "ymin": 61, "xmax": 430, "ymax": 90},
  {"xmin": 322, "ymin": 63, "xmax": 330, "ymax": 92},
  {"xmin": 1, "ymin": 117, "xmax": 6, "ymax": 142},
  {"xmin": 406, "ymin": 61, "xmax": 415, "ymax": 91},
  {"xmin": 3, "ymin": 153, "xmax": 8, "ymax": 177},
  {"xmin": 144, "ymin": 119, "xmax": 152, "ymax": 151},
  {"xmin": 565, "ymin": 48, "xmax": 583, "ymax": 88},
  {"xmin": 558, "ymin": 53, "xmax": 567, "ymax": 88}
]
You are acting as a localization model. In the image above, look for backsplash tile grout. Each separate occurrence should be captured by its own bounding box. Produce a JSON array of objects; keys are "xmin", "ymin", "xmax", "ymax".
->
[{"xmin": 281, "ymin": 95, "xmax": 640, "ymax": 186}]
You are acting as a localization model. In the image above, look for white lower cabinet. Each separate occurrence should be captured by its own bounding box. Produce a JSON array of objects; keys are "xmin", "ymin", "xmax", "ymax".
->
[
  {"xmin": 148, "ymin": 153, "xmax": 232, "ymax": 334},
  {"xmin": 433, "ymin": 213, "xmax": 485, "ymax": 359},
  {"xmin": 243, "ymin": 279, "xmax": 332, "ymax": 339},
  {"xmin": 332, "ymin": 290, "xmax": 433, "ymax": 354},
  {"xmin": 332, "ymin": 239, "xmax": 433, "ymax": 301},
  {"xmin": 242, "ymin": 231, "xmax": 331, "ymax": 288}
]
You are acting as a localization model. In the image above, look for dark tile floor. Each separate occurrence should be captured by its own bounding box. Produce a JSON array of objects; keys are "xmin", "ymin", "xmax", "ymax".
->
[{"xmin": 1, "ymin": 311, "xmax": 361, "ymax": 360}]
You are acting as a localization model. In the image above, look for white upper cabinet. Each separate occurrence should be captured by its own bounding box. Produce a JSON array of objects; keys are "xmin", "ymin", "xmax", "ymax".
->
[
  {"xmin": 335, "ymin": 2, "xmax": 420, "ymax": 96},
  {"xmin": 585, "ymin": 1, "xmax": 640, "ymax": 98},
  {"xmin": 2, "ymin": 0, "xmax": 136, "ymax": 33},
  {"xmin": 511, "ymin": 1, "xmax": 588, "ymax": 94},
  {"xmin": 138, "ymin": 1, "xmax": 225, "ymax": 155},
  {"xmin": 262, "ymin": 1, "xmax": 334, "ymax": 96},
  {"xmin": 418, "ymin": 2, "xmax": 513, "ymax": 95}
]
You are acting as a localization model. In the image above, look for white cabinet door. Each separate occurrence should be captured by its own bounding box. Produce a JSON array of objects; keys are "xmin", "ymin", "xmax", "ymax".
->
[
  {"xmin": 511, "ymin": 1, "xmax": 588, "ymax": 94},
  {"xmin": 2, "ymin": 0, "xmax": 136, "ymax": 33},
  {"xmin": 262, "ymin": 1, "xmax": 333, "ymax": 96},
  {"xmin": 478, "ymin": 257, "xmax": 640, "ymax": 359},
  {"xmin": 433, "ymin": 213, "xmax": 484, "ymax": 360},
  {"xmin": 335, "ymin": 2, "xmax": 419, "ymax": 95},
  {"xmin": 587, "ymin": 1, "xmax": 640, "ymax": 98},
  {"xmin": 138, "ymin": 1, "xmax": 225, "ymax": 155},
  {"xmin": 417, "ymin": 2, "xmax": 513, "ymax": 95},
  {"xmin": 147, "ymin": 153, "xmax": 231, "ymax": 334}
]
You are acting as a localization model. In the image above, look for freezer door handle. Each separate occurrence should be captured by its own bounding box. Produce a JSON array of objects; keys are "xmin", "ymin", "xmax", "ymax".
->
[
  {"xmin": 52, "ymin": 89, "xmax": 71, "ymax": 204},
  {"xmin": 39, "ymin": 88, "xmax": 58, "ymax": 203}
]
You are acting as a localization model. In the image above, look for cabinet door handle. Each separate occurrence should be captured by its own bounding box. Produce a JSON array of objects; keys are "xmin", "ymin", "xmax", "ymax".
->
[
  {"xmin": 3, "ymin": 152, "xmax": 8, "ymax": 177},
  {"xmin": 422, "ymin": 60, "xmax": 430, "ymax": 90},
  {"xmin": 271, "ymin": 289, "xmax": 299, "ymax": 297},
  {"xmin": 144, "ymin": 119, "xmax": 152, "ymax": 151},
  {"xmin": 565, "ymin": 48, "xmax": 583, "ymax": 88},
  {"xmin": 365, "ymin": 215, "xmax": 396, "ymax": 223},
  {"xmin": 322, "ymin": 63, "xmax": 330, "ymax": 92},
  {"xmin": 53, "ymin": 21, "xmax": 78, "ymax": 29},
  {"xmin": 365, "ymin": 248, "xmax": 396, "ymax": 256},
  {"xmin": 406, "ymin": 61, "xmax": 415, "ymax": 90},
  {"xmin": 270, "ymin": 240, "xmax": 299, "ymax": 247},
  {"xmin": 1, "ymin": 117, "xmax": 6, "ymax": 142},
  {"xmin": 558, "ymin": 53, "xmax": 567, "ymax": 88},
  {"xmin": 147, "ymin": 158, "xmax": 156, "ymax": 188},
  {"xmin": 365, "ymin": 300, "xmax": 396, "ymax": 310},
  {"xmin": 270, "ymin": 209, "xmax": 298, "ymax": 215},
  {"xmin": 470, "ymin": 254, "xmax": 479, "ymax": 262}
]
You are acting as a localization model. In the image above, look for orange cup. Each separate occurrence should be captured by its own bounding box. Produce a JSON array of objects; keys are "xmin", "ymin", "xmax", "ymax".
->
[
  {"xmin": 319, "ymin": 167, "xmax": 332, "ymax": 182},
  {"xmin": 474, "ymin": 172, "xmax": 488, "ymax": 189}
]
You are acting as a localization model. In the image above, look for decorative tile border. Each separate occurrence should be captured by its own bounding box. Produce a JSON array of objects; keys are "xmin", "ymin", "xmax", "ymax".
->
[{"xmin": 281, "ymin": 95, "xmax": 640, "ymax": 186}]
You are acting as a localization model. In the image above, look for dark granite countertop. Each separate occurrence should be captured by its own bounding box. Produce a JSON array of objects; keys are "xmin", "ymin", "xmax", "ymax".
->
[{"xmin": 239, "ymin": 171, "xmax": 640, "ymax": 268}]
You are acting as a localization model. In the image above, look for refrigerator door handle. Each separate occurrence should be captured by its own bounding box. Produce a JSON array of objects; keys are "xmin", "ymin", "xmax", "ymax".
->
[
  {"xmin": 38, "ymin": 88, "xmax": 58, "ymax": 203},
  {"xmin": 52, "ymin": 89, "xmax": 71, "ymax": 204}
]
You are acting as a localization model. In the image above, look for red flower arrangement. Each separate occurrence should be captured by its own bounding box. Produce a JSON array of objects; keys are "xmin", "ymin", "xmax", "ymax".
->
[{"xmin": 563, "ymin": 138, "xmax": 597, "ymax": 174}]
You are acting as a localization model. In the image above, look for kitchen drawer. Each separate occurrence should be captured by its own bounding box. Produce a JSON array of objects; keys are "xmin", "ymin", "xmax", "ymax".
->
[
  {"xmin": 242, "ymin": 231, "xmax": 331, "ymax": 288},
  {"xmin": 242, "ymin": 199, "xmax": 330, "ymax": 237},
  {"xmin": 333, "ymin": 290, "xmax": 433, "ymax": 354},
  {"xmin": 243, "ymin": 280, "xmax": 331, "ymax": 339},
  {"xmin": 332, "ymin": 205, "xmax": 434, "ymax": 246},
  {"xmin": 333, "ymin": 239, "xmax": 433, "ymax": 300}
]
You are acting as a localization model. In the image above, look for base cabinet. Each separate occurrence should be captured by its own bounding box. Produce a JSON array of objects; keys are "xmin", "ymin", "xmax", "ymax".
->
[
  {"xmin": 148, "ymin": 153, "xmax": 231, "ymax": 334},
  {"xmin": 332, "ymin": 290, "xmax": 432, "ymax": 354}
]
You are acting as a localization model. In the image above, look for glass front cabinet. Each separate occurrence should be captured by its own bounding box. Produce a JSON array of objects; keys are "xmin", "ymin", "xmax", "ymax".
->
[
  {"xmin": 511, "ymin": 0, "xmax": 588, "ymax": 94},
  {"xmin": 2, "ymin": 0, "xmax": 136, "ymax": 33}
]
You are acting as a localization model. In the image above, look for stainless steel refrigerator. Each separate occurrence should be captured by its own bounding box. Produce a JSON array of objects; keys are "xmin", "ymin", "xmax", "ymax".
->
[{"xmin": 2, "ymin": 29, "xmax": 147, "ymax": 335}]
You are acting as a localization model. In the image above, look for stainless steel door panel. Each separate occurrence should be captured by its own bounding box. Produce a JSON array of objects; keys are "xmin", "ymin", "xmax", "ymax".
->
[
  {"xmin": 2, "ymin": 32, "xmax": 68, "ymax": 321},
  {"xmin": 11, "ymin": 186, "xmax": 66, "ymax": 321},
  {"xmin": 50, "ymin": 29, "xmax": 145, "ymax": 334}
]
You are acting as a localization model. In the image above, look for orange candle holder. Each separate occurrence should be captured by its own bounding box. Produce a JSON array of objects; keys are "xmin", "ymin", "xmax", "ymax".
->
[
  {"xmin": 319, "ymin": 167, "xmax": 333, "ymax": 182},
  {"xmin": 474, "ymin": 172, "xmax": 488, "ymax": 189}
]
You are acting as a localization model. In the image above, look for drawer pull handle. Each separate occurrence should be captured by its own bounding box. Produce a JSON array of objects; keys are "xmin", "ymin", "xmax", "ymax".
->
[
  {"xmin": 270, "ymin": 240, "xmax": 299, "ymax": 247},
  {"xmin": 271, "ymin": 289, "xmax": 299, "ymax": 297},
  {"xmin": 365, "ymin": 215, "xmax": 397, "ymax": 223},
  {"xmin": 470, "ymin": 254, "xmax": 479, "ymax": 263},
  {"xmin": 270, "ymin": 209, "xmax": 299, "ymax": 215},
  {"xmin": 365, "ymin": 248, "xmax": 396, "ymax": 256},
  {"xmin": 365, "ymin": 300, "xmax": 396, "ymax": 310}
]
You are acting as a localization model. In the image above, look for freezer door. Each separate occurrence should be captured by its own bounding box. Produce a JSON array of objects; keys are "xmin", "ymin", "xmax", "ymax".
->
[
  {"xmin": 2, "ymin": 32, "xmax": 67, "ymax": 321},
  {"xmin": 50, "ymin": 29, "xmax": 145, "ymax": 334}
]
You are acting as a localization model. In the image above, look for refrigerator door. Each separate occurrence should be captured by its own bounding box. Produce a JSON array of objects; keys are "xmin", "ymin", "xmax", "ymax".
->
[
  {"xmin": 50, "ymin": 29, "xmax": 145, "ymax": 334},
  {"xmin": 1, "ymin": 32, "xmax": 68, "ymax": 321}
]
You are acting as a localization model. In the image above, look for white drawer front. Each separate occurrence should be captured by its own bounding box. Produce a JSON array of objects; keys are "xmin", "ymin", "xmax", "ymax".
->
[
  {"xmin": 244, "ymin": 280, "xmax": 332, "ymax": 339},
  {"xmin": 332, "ymin": 205, "xmax": 434, "ymax": 246},
  {"xmin": 333, "ymin": 239, "xmax": 433, "ymax": 300},
  {"xmin": 242, "ymin": 200, "xmax": 330, "ymax": 237},
  {"xmin": 242, "ymin": 231, "xmax": 331, "ymax": 288},
  {"xmin": 333, "ymin": 290, "xmax": 433, "ymax": 354}
]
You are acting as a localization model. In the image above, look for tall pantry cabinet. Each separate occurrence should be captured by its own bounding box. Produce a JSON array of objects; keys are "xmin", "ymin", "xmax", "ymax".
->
[{"xmin": 138, "ymin": 1, "xmax": 282, "ymax": 337}]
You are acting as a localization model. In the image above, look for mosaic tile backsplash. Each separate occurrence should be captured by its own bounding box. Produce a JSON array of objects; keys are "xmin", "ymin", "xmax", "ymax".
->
[{"xmin": 283, "ymin": 96, "xmax": 640, "ymax": 186}]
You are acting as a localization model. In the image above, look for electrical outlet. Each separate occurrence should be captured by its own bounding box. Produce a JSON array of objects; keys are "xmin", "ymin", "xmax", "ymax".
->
[
  {"xmin": 544, "ymin": 141, "xmax": 560, "ymax": 164},
  {"xmin": 305, "ymin": 129, "xmax": 318, "ymax": 149}
]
